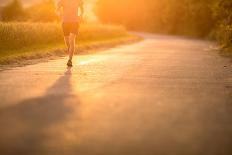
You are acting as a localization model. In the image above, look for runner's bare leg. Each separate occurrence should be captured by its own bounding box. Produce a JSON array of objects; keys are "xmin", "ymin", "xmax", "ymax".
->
[
  {"xmin": 64, "ymin": 36, "xmax": 70, "ymax": 53},
  {"xmin": 68, "ymin": 33, "xmax": 76, "ymax": 60}
]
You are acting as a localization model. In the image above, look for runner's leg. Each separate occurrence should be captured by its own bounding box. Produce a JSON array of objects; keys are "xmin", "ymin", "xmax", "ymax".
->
[
  {"xmin": 64, "ymin": 36, "xmax": 70, "ymax": 53},
  {"xmin": 68, "ymin": 33, "xmax": 76, "ymax": 60}
]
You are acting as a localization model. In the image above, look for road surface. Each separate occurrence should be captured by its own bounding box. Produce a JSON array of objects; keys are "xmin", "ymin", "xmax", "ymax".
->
[{"xmin": 0, "ymin": 33, "xmax": 231, "ymax": 155}]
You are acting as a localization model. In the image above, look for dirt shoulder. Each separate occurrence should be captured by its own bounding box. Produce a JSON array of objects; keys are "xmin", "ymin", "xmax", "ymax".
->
[{"xmin": 0, "ymin": 35, "xmax": 141, "ymax": 69}]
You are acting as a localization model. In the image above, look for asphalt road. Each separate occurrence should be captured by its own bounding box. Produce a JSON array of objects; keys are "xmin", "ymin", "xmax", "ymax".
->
[{"xmin": 0, "ymin": 33, "xmax": 231, "ymax": 155}]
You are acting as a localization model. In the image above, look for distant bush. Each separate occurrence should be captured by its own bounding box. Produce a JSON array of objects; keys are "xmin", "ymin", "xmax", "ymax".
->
[
  {"xmin": 1, "ymin": 0, "xmax": 26, "ymax": 21},
  {"xmin": 26, "ymin": 0, "xmax": 59, "ymax": 22},
  {"xmin": 1, "ymin": 0, "xmax": 59, "ymax": 22}
]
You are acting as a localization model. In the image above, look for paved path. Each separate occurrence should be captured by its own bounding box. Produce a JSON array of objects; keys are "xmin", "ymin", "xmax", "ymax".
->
[{"xmin": 0, "ymin": 33, "xmax": 231, "ymax": 155}]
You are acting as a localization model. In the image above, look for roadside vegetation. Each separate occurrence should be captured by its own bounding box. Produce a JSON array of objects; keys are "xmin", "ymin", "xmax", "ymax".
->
[
  {"xmin": 96, "ymin": 0, "xmax": 232, "ymax": 52},
  {"xmin": 0, "ymin": 22, "xmax": 136, "ymax": 64},
  {"xmin": 0, "ymin": 0, "xmax": 138, "ymax": 65},
  {"xmin": 0, "ymin": 22, "xmax": 128, "ymax": 50}
]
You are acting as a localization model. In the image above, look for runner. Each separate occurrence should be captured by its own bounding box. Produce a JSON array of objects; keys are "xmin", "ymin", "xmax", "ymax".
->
[{"xmin": 56, "ymin": 0, "xmax": 84, "ymax": 67}]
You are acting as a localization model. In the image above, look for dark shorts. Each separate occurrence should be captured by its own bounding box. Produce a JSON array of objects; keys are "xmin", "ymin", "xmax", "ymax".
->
[{"xmin": 62, "ymin": 22, "xmax": 79, "ymax": 36}]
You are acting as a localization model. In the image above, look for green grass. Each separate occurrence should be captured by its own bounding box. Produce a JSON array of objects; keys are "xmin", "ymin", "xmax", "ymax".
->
[{"xmin": 0, "ymin": 22, "xmax": 139, "ymax": 65}]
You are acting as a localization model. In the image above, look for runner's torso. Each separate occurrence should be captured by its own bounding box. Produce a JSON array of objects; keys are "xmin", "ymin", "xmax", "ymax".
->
[{"xmin": 59, "ymin": 0, "xmax": 83, "ymax": 22}]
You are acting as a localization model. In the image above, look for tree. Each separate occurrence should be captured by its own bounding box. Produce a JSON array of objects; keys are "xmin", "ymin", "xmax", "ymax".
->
[
  {"xmin": 213, "ymin": 0, "xmax": 232, "ymax": 48},
  {"xmin": 2, "ymin": 0, "xmax": 25, "ymax": 21},
  {"xmin": 96, "ymin": 0, "xmax": 217, "ymax": 36},
  {"xmin": 27, "ymin": 0, "xmax": 59, "ymax": 22}
]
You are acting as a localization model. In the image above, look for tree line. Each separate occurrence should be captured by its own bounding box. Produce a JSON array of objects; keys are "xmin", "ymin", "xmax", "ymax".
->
[
  {"xmin": 0, "ymin": 0, "xmax": 58, "ymax": 22},
  {"xmin": 96, "ymin": 0, "xmax": 231, "ymax": 49}
]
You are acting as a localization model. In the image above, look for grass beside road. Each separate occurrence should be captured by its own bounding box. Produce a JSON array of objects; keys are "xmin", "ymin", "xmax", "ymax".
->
[{"xmin": 0, "ymin": 22, "xmax": 140, "ymax": 65}]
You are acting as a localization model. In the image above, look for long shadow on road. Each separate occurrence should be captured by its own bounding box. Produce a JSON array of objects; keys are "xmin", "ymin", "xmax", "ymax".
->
[{"xmin": 0, "ymin": 67, "xmax": 78, "ymax": 155}]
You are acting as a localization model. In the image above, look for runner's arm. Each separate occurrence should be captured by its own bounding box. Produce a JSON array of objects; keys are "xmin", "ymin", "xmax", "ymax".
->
[
  {"xmin": 56, "ymin": 0, "xmax": 63, "ymax": 17},
  {"xmin": 79, "ymin": 0, "xmax": 84, "ymax": 19}
]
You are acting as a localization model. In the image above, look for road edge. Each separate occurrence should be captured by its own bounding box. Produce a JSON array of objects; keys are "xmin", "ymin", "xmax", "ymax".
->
[{"xmin": 0, "ymin": 35, "xmax": 142, "ymax": 69}]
